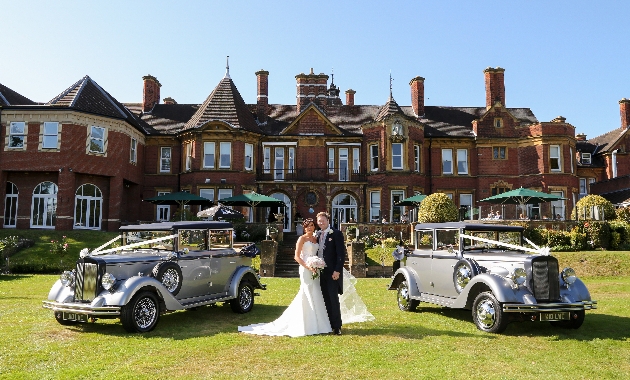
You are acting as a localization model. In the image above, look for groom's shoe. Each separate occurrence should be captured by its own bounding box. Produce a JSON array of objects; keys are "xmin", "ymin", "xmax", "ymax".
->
[{"xmin": 333, "ymin": 328, "xmax": 342, "ymax": 335}]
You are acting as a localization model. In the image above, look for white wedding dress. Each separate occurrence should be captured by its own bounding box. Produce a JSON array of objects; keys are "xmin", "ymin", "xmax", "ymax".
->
[{"xmin": 238, "ymin": 241, "xmax": 374, "ymax": 337}]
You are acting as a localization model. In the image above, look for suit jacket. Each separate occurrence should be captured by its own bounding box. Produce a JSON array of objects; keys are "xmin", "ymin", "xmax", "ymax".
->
[{"xmin": 318, "ymin": 228, "xmax": 346, "ymax": 294}]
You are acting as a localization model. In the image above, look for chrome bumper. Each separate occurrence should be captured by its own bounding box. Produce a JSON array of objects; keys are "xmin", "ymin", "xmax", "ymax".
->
[
  {"xmin": 503, "ymin": 300, "xmax": 597, "ymax": 313},
  {"xmin": 42, "ymin": 301, "xmax": 121, "ymax": 316}
]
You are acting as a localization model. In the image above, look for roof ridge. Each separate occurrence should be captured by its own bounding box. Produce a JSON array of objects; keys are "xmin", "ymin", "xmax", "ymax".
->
[{"xmin": 86, "ymin": 77, "xmax": 128, "ymax": 119}]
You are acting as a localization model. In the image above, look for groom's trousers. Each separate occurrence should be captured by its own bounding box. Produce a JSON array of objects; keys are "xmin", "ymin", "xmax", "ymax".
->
[{"xmin": 320, "ymin": 270, "xmax": 342, "ymax": 329}]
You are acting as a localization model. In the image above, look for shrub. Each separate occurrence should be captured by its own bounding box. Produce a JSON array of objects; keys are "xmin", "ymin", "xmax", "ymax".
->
[
  {"xmin": 570, "ymin": 227, "xmax": 588, "ymax": 251},
  {"xmin": 572, "ymin": 195, "xmax": 616, "ymax": 221},
  {"xmin": 616, "ymin": 207, "xmax": 630, "ymax": 223},
  {"xmin": 345, "ymin": 226, "xmax": 358, "ymax": 240},
  {"xmin": 523, "ymin": 226, "xmax": 547, "ymax": 247},
  {"xmin": 417, "ymin": 193, "xmax": 458, "ymax": 223},
  {"xmin": 381, "ymin": 237, "xmax": 399, "ymax": 248},
  {"xmin": 608, "ymin": 221, "xmax": 630, "ymax": 250},
  {"xmin": 50, "ymin": 236, "xmax": 69, "ymax": 255},
  {"xmin": 582, "ymin": 221, "xmax": 611, "ymax": 249},
  {"xmin": 546, "ymin": 229, "xmax": 571, "ymax": 248}
]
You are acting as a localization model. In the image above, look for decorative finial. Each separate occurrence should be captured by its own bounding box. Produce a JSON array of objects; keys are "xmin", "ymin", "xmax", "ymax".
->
[
  {"xmin": 389, "ymin": 71, "xmax": 394, "ymax": 99},
  {"xmin": 331, "ymin": 68, "xmax": 334, "ymax": 85},
  {"xmin": 225, "ymin": 56, "xmax": 231, "ymax": 79}
]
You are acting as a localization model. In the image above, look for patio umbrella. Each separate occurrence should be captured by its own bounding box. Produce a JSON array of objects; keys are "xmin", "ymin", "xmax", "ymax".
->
[
  {"xmin": 479, "ymin": 187, "xmax": 565, "ymax": 205},
  {"xmin": 145, "ymin": 191, "xmax": 213, "ymax": 220},
  {"xmin": 395, "ymin": 194, "xmax": 427, "ymax": 207},
  {"xmin": 197, "ymin": 203, "xmax": 244, "ymax": 220},
  {"xmin": 219, "ymin": 192, "xmax": 285, "ymax": 208}
]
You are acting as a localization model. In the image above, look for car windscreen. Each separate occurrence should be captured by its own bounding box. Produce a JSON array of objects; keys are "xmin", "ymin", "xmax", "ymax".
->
[
  {"xmin": 123, "ymin": 231, "xmax": 174, "ymax": 250},
  {"xmin": 462, "ymin": 230, "xmax": 522, "ymax": 251}
]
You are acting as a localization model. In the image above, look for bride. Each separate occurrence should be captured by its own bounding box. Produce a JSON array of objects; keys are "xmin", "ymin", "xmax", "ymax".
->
[{"xmin": 238, "ymin": 218, "xmax": 374, "ymax": 337}]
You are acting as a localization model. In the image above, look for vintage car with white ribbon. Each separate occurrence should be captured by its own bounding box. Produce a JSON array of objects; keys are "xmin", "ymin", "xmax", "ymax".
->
[
  {"xmin": 43, "ymin": 221, "xmax": 264, "ymax": 333},
  {"xmin": 389, "ymin": 222, "xmax": 597, "ymax": 333}
]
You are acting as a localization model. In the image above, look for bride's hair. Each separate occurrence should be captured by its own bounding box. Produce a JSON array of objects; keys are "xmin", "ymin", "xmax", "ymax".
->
[{"xmin": 302, "ymin": 218, "xmax": 314, "ymax": 229}]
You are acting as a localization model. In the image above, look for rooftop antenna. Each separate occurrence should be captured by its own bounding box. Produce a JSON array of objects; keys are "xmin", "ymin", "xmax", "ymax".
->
[
  {"xmin": 389, "ymin": 71, "xmax": 394, "ymax": 100},
  {"xmin": 331, "ymin": 67, "xmax": 335, "ymax": 85},
  {"xmin": 225, "ymin": 56, "xmax": 231, "ymax": 79}
]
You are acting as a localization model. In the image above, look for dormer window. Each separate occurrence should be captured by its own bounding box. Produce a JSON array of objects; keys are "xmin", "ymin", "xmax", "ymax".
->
[
  {"xmin": 581, "ymin": 152, "xmax": 592, "ymax": 165},
  {"xmin": 494, "ymin": 118, "xmax": 503, "ymax": 128}
]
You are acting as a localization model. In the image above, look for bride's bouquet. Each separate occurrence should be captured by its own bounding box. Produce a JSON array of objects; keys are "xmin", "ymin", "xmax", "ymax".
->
[{"xmin": 305, "ymin": 256, "xmax": 326, "ymax": 279}]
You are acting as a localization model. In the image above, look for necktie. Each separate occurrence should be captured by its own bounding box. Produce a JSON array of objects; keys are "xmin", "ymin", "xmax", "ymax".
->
[{"xmin": 318, "ymin": 231, "xmax": 326, "ymax": 258}]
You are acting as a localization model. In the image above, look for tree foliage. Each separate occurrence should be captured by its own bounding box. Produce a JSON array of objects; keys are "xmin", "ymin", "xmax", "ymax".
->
[
  {"xmin": 571, "ymin": 195, "xmax": 616, "ymax": 221},
  {"xmin": 417, "ymin": 193, "xmax": 458, "ymax": 223}
]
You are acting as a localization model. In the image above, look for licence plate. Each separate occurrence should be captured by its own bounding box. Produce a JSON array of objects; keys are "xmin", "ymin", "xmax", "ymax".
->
[
  {"xmin": 540, "ymin": 312, "xmax": 570, "ymax": 321},
  {"xmin": 63, "ymin": 312, "xmax": 88, "ymax": 323}
]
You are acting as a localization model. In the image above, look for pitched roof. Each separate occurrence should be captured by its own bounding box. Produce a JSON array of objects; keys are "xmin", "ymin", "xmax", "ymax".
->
[
  {"xmin": 0, "ymin": 82, "xmax": 36, "ymax": 106},
  {"xmin": 375, "ymin": 96, "xmax": 405, "ymax": 121},
  {"xmin": 47, "ymin": 76, "xmax": 152, "ymax": 134},
  {"xmin": 587, "ymin": 127, "xmax": 627, "ymax": 154},
  {"xmin": 183, "ymin": 75, "xmax": 260, "ymax": 133}
]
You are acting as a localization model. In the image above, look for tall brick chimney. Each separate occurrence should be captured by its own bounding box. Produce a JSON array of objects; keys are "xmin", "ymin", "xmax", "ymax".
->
[
  {"xmin": 345, "ymin": 89, "xmax": 356, "ymax": 106},
  {"xmin": 620, "ymin": 98, "xmax": 630, "ymax": 129},
  {"xmin": 256, "ymin": 69, "xmax": 269, "ymax": 122},
  {"xmin": 409, "ymin": 76, "xmax": 425, "ymax": 117},
  {"xmin": 296, "ymin": 68, "xmax": 329, "ymax": 113},
  {"xmin": 142, "ymin": 75, "xmax": 161, "ymax": 112},
  {"xmin": 484, "ymin": 67, "xmax": 505, "ymax": 109}
]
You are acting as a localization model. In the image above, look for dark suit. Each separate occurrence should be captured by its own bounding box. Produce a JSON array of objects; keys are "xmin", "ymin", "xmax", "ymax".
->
[{"xmin": 318, "ymin": 228, "xmax": 346, "ymax": 330}]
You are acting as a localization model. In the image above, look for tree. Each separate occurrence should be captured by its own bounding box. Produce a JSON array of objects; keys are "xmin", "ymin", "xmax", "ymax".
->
[
  {"xmin": 417, "ymin": 193, "xmax": 458, "ymax": 223},
  {"xmin": 571, "ymin": 195, "xmax": 616, "ymax": 221}
]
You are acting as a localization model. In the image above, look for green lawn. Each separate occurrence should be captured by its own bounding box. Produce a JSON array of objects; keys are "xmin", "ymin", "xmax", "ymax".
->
[{"xmin": 1, "ymin": 274, "xmax": 628, "ymax": 379}]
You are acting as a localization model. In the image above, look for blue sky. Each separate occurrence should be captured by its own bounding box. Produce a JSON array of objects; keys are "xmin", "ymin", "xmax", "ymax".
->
[{"xmin": 2, "ymin": 1, "xmax": 629, "ymax": 139}]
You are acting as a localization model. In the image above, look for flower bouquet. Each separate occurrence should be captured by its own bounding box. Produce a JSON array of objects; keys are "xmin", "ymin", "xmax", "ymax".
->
[{"xmin": 305, "ymin": 256, "xmax": 326, "ymax": 279}]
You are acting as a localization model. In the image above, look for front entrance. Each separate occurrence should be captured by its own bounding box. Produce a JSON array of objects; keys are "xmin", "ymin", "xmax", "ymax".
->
[
  {"xmin": 268, "ymin": 193, "xmax": 291, "ymax": 232},
  {"xmin": 331, "ymin": 193, "xmax": 357, "ymax": 229}
]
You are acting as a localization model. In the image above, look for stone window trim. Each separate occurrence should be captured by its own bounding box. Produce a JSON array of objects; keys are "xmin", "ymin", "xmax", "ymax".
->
[
  {"xmin": 86, "ymin": 125, "xmax": 107, "ymax": 157},
  {"xmin": 244, "ymin": 143, "xmax": 254, "ymax": 171},
  {"xmin": 414, "ymin": 144, "xmax": 421, "ymax": 172},
  {"xmin": 457, "ymin": 149, "xmax": 469, "ymax": 175},
  {"xmin": 550, "ymin": 144, "xmax": 562, "ymax": 172},
  {"xmin": 369, "ymin": 143, "xmax": 379, "ymax": 171},
  {"xmin": 160, "ymin": 147, "xmax": 172, "ymax": 173},
  {"xmin": 391, "ymin": 142, "xmax": 404, "ymax": 170},
  {"xmin": 492, "ymin": 146, "xmax": 507, "ymax": 160},
  {"xmin": 203, "ymin": 142, "xmax": 216, "ymax": 169},
  {"xmin": 494, "ymin": 117, "xmax": 503, "ymax": 128},
  {"xmin": 219, "ymin": 142, "xmax": 231, "ymax": 169},
  {"xmin": 442, "ymin": 148, "xmax": 453, "ymax": 175},
  {"xmin": 130, "ymin": 137, "xmax": 137, "ymax": 164},
  {"xmin": 6, "ymin": 121, "xmax": 27, "ymax": 151},
  {"xmin": 40, "ymin": 122, "xmax": 61, "ymax": 151}
]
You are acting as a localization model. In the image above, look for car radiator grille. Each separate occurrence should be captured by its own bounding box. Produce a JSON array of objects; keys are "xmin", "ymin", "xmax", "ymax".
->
[
  {"xmin": 531, "ymin": 257, "xmax": 560, "ymax": 302},
  {"xmin": 74, "ymin": 259, "xmax": 104, "ymax": 302}
]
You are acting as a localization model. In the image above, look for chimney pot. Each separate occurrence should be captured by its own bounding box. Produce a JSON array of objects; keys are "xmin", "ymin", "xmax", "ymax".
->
[
  {"xmin": 256, "ymin": 70, "xmax": 269, "ymax": 122},
  {"xmin": 345, "ymin": 89, "xmax": 356, "ymax": 106},
  {"xmin": 142, "ymin": 75, "xmax": 161, "ymax": 112},
  {"xmin": 620, "ymin": 98, "xmax": 630, "ymax": 129},
  {"xmin": 409, "ymin": 76, "xmax": 425, "ymax": 117},
  {"xmin": 484, "ymin": 67, "xmax": 505, "ymax": 109}
]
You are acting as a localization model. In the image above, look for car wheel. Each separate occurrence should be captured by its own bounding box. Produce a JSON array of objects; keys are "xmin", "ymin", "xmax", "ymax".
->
[
  {"xmin": 54, "ymin": 311, "xmax": 79, "ymax": 326},
  {"xmin": 472, "ymin": 291, "xmax": 508, "ymax": 333},
  {"xmin": 152, "ymin": 262, "xmax": 183, "ymax": 296},
  {"xmin": 230, "ymin": 281, "xmax": 254, "ymax": 314},
  {"xmin": 120, "ymin": 291, "xmax": 160, "ymax": 333},
  {"xmin": 397, "ymin": 280, "xmax": 419, "ymax": 312},
  {"xmin": 453, "ymin": 259, "xmax": 479, "ymax": 294},
  {"xmin": 550, "ymin": 310, "xmax": 585, "ymax": 329}
]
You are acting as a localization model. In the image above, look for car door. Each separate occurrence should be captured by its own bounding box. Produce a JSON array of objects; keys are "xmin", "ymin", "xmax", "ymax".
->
[{"xmin": 430, "ymin": 228, "xmax": 461, "ymax": 298}]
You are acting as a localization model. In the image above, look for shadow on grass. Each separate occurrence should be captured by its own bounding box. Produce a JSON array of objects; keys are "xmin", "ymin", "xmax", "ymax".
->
[{"xmin": 0, "ymin": 274, "xmax": 32, "ymax": 281}]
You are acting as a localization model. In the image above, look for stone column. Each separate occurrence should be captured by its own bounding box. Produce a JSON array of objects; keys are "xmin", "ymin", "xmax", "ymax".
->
[
  {"xmin": 348, "ymin": 241, "xmax": 366, "ymax": 278},
  {"xmin": 259, "ymin": 239, "xmax": 278, "ymax": 277}
]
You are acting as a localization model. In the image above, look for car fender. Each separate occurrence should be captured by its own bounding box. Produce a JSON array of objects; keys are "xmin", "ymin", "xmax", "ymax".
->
[
  {"xmin": 47, "ymin": 279, "xmax": 74, "ymax": 303},
  {"xmin": 102, "ymin": 276, "xmax": 184, "ymax": 311},
  {"xmin": 454, "ymin": 273, "xmax": 520, "ymax": 308},
  {"xmin": 560, "ymin": 278, "xmax": 592, "ymax": 302},
  {"xmin": 227, "ymin": 266, "xmax": 265, "ymax": 297},
  {"xmin": 388, "ymin": 267, "xmax": 422, "ymax": 298}
]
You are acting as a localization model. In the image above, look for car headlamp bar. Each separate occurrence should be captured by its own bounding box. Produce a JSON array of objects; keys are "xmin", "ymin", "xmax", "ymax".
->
[
  {"xmin": 91, "ymin": 234, "xmax": 178, "ymax": 255},
  {"xmin": 459, "ymin": 233, "xmax": 549, "ymax": 255}
]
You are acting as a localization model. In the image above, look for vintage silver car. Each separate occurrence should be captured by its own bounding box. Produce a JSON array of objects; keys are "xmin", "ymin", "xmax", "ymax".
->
[
  {"xmin": 43, "ymin": 221, "xmax": 265, "ymax": 333},
  {"xmin": 389, "ymin": 222, "xmax": 597, "ymax": 333}
]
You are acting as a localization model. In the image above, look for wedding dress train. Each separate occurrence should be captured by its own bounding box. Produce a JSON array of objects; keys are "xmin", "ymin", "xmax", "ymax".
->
[{"xmin": 238, "ymin": 241, "xmax": 374, "ymax": 337}]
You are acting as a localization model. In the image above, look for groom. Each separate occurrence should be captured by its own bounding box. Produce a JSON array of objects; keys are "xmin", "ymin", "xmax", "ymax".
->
[{"xmin": 316, "ymin": 211, "xmax": 346, "ymax": 335}]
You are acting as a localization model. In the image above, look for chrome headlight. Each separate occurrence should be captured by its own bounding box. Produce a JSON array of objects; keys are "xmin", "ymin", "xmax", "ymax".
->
[
  {"xmin": 60, "ymin": 270, "xmax": 75, "ymax": 287},
  {"xmin": 561, "ymin": 267, "xmax": 577, "ymax": 286},
  {"xmin": 510, "ymin": 268, "xmax": 527, "ymax": 286},
  {"xmin": 101, "ymin": 273, "xmax": 117, "ymax": 291}
]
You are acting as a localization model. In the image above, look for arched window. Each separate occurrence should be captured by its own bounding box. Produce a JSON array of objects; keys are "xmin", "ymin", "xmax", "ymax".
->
[
  {"xmin": 331, "ymin": 193, "xmax": 358, "ymax": 229},
  {"xmin": 267, "ymin": 193, "xmax": 291, "ymax": 232},
  {"xmin": 4, "ymin": 182, "xmax": 18, "ymax": 228},
  {"xmin": 74, "ymin": 184, "xmax": 103, "ymax": 230},
  {"xmin": 31, "ymin": 181, "xmax": 58, "ymax": 228}
]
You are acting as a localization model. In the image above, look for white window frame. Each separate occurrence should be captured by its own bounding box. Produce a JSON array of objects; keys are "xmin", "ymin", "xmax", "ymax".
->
[
  {"xmin": 414, "ymin": 145, "xmax": 420, "ymax": 172},
  {"xmin": 442, "ymin": 149, "xmax": 453, "ymax": 175},
  {"xmin": 199, "ymin": 188, "xmax": 215, "ymax": 203},
  {"xmin": 43, "ymin": 122, "xmax": 59, "ymax": 149},
  {"xmin": 274, "ymin": 147, "xmax": 284, "ymax": 181},
  {"xmin": 328, "ymin": 148, "xmax": 335, "ymax": 173},
  {"xmin": 89, "ymin": 126, "xmax": 105, "ymax": 154},
  {"xmin": 460, "ymin": 194, "xmax": 473, "ymax": 220},
  {"xmin": 550, "ymin": 145, "xmax": 561, "ymax": 172},
  {"xmin": 4, "ymin": 182, "xmax": 18, "ymax": 228},
  {"xmin": 204, "ymin": 142, "xmax": 216, "ymax": 169},
  {"xmin": 352, "ymin": 148, "xmax": 360, "ymax": 173},
  {"xmin": 370, "ymin": 144, "xmax": 379, "ymax": 171},
  {"xmin": 581, "ymin": 152, "xmax": 592, "ymax": 165},
  {"xmin": 457, "ymin": 149, "xmax": 468, "ymax": 175},
  {"xmin": 339, "ymin": 148, "xmax": 349, "ymax": 181},
  {"xmin": 156, "ymin": 191, "xmax": 170, "ymax": 221},
  {"xmin": 74, "ymin": 184, "xmax": 103, "ymax": 230},
  {"xmin": 391, "ymin": 190, "xmax": 405, "ymax": 223},
  {"xmin": 570, "ymin": 147, "xmax": 574, "ymax": 174},
  {"xmin": 369, "ymin": 191, "xmax": 381, "ymax": 222},
  {"xmin": 160, "ymin": 147, "xmax": 171, "ymax": 173},
  {"xmin": 245, "ymin": 143, "xmax": 253, "ymax": 171},
  {"xmin": 392, "ymin": 143, "xmax": 403, "ymax": 170},
  {"xmin": 185, "ymin": 143, "xmax": 192, "ymax": 171},
  {"xmin": 130, "ymin": 138, "xmax": 137, "ymax": 163},
  {"xmin": 219, "ymin": 142, "xmax": 231, "ymax": 169},
  {"xmin": 579, "ymin": 178, "xmax": 588, "ymax": 199},
  {"xmin": 550, "ymin": 191, "xmax": 565, "ymax": 219},
  {"xmin": 9, "ymin": 122, "xmax": 25, "ymax": 149},
  {"xmin": 263, "ymin": 146, "xmax": 271, "ymax": 173},
  {"xmin": 30, "ymin": 181, "xmax": 58, "ymax": 229},
  {"xmin": 218, "ymin": 188, "xmax": 233, "ymax": 202}
]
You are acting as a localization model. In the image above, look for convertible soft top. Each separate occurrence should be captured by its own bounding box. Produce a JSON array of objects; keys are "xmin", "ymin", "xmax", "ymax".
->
[{"xmin": 120, "ymin": 221, "xmax": 233, "ymax": 231}]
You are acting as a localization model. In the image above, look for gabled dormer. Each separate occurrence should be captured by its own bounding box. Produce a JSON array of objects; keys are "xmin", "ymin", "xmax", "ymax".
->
[{"xmin": 280, "ymin": 103, "xmax": 343, "ymax": 136}]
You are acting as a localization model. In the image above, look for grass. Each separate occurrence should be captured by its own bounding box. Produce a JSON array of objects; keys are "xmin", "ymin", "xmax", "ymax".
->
[{"xmin": 1, "ymin": 274, "xmax": 629, "ymax": 379}]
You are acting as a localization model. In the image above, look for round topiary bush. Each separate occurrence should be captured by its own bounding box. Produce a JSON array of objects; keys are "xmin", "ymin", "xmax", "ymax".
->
[
  {"xmin": 417, "ymin": 193, "xmax": 458, "ymax": 223},
  {"xmin": 572, "ymin": 194, "xmax": 616, "ymax": 221}
]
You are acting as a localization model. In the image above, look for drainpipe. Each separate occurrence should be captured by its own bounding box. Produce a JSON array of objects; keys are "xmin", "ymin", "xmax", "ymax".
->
[{"xmin": 612, "ymin": 149, "xmax": 618, "ymax": 178}]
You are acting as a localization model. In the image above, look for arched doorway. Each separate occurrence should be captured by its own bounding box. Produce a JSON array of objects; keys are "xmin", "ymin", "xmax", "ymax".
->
[
  {"xmin": 331, "ymin": 193, "xmax": 357, "ymax": 229},
  {"xmin": 31, "ymin": 181, "xmax": 58, "ymax": 228},
  {"xmin": 268, "ymin": 192, "xmax": 291, "ymax": 232},
  {"xmin": 4, "ymin": 182, "xmax": 18, "ymax": 228},
  {"xmin": 74, "ymin": 184, "xmax": 103, "ymax": 229}
]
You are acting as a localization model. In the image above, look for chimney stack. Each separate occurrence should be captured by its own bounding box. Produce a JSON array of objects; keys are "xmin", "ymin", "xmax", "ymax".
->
[
  {"xmin": 142, "ymin": 75, "xmax": 161, "ymax": 112},
  {"xmin": 256, "ymin": 70, "xmax": 269, "ymax": 122},
  {"xmin": 296, "ymin": 68, "xmax": 329, "ymax": 113},
  {"xmin": 409, "ymin": 76, "xmax": 425, "ymax": 117},
  {"xmin": 620, "ymin": 98, "xmax": 630, "ymax": 129},
  {"xmin": 484, "ymin": 67, "xmax": 505, "ymax": 109},
  {"xmin": 576, "ymin": 133, "xmax": 587, "ymax": 141},
  {"xmin": 163, "ymin": 97, "xmax": 177, "ymax": 105},
  {"xmin": 345, "ymin": 89, "xmax": 356, "ymax": 106}
]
